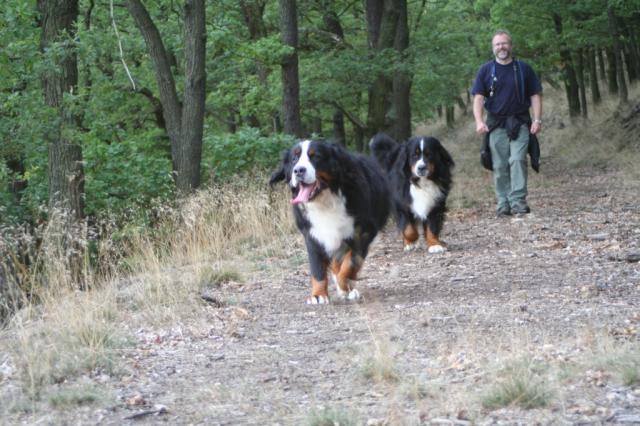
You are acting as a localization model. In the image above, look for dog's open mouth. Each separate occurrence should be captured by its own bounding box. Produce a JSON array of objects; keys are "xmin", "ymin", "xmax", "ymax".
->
[{"xmin": 291, "ymin": 181, "xmax": 326, "ymax": 204}]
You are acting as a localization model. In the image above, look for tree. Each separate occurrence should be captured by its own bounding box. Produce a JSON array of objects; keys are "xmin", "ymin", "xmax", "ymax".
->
[
  {"xmin": 38, "ymin": 0, "xmax": 85, "ymax": 286},
  {"xmin": 279, "ymin": 0, "xmax": 303, "ymax": 137},
  {"xmin": 38, "ymin": 0, "xmax": 84, "ymax": 219},
  {"xmin": 239, "ymin": 0, "xmax": 268, "ymax": 129},
  {"xmin": 126, "ymin": 0, "xmax": 206, "ymax": 194},
  {"xmin": 608, "ymin": 5, "xmax": 628, "ymax": 104},
  {"xmin": 553, "ymin": 12, "xmax": 581, "ymax": 117},
  {"xmin": 365, "ymin": 0, "xmax": 395, "ymax": 138},
  {"xmin": 318, "ymin": 1, "xmax": 347, "ymax": 145},
  {"xmin": 392, "ymin": 0, "xmax": 410, "ymax": 142}
]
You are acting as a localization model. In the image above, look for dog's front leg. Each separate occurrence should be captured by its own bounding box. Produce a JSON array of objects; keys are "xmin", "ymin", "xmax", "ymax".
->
[
  {"xmin": 330, "ymin": 250, "xmax": 362, "ymax": 301},
  {"xmin": 423, "ymin": 212, "xmax": 446, "ymax": 254},
  {"xmin": 306, "ymin": 237, "xmax": 330, "ymax": 304}
]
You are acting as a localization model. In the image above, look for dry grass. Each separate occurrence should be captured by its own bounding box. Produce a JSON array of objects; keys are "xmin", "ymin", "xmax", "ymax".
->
[
  {"xmin": 0, "ymin": 178, "xmax": 296, "ymax": 405},
  {"xmin": 577, "ymin": 331, "xmax": 640, "ymax": 387},
  {"xmin": 305, "ymin": 407, "xmax": 358, "ymax": 426},
  {"xmin": 481, "ymin": 357, "xmax": 553, "ymax": 409}
]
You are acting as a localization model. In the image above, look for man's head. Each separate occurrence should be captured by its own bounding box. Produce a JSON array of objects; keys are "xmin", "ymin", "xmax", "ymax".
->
[{"xmin": 492, "ymin": 30, "xmax": 513, "ymax": 63}]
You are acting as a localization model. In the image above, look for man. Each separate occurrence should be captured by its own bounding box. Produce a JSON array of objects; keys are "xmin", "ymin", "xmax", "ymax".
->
[{"xmin": 472, "ymin": 29, "xmax": 543, "ymax": 216}]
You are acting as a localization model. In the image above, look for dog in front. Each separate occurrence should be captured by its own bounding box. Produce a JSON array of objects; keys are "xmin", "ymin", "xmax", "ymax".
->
[{"xmin": 270, "ymin": 140, "xmax": 390, "ymax": 304}]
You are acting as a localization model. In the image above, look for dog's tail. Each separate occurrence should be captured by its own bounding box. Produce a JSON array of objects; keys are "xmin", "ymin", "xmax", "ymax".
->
[{"xmin": 369, "ymin": 132, "xmax": 399, "ymax": 172}]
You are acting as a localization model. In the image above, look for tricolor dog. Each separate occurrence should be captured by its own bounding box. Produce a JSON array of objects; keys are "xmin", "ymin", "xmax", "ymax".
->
[
  {"xmin": 370, "ymin": 133, "xmax": 454, "ymax": 253},
  {"xmin": 270, "ymin": 140, "xmax": 390, "ymax": 304}
]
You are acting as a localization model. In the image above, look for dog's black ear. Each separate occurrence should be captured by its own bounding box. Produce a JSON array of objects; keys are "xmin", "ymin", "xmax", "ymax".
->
[
  {"xmin": 269, "ymin": 166, "xmax": 285, "ymax": 186},
  {"xmin": 436, "ymin": 140, "xmax": 455, "ymax": 169},
  {"xmin": 396, "ymin": 142, "xmax": 411, "ymax": 176},
  {"xmin": 269, "ymin": 149, "xmax": 289, "ymax": 186}
]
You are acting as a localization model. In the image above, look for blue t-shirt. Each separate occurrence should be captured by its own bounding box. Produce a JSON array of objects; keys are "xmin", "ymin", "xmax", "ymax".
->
[{"xmin": 471, "ymin": 59, "xmax": 542, "ymax": 116}]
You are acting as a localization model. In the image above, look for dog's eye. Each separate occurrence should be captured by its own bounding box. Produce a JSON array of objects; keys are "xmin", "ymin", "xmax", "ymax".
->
[
  {"xmin": 308, "ymin": 149, "xmax": 315, "ymax": 158},
  {"xmin": 415, "ymin": 149, "xmax": 420, "ymax": 156},
  {"xmin": 293, "ymin": 147, "xmax": 301, "ymax": 157}
]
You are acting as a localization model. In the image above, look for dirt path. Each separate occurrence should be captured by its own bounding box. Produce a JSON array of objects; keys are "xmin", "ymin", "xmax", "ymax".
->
[{"xmin": 32, "ymin": 160, "xmax": 633, "ymax": 426}]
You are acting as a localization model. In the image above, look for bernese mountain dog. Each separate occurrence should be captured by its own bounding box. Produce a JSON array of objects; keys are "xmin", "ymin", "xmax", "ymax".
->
[
  {"xmin": 270, "ymin": 139, "xmax": 390, "ymax": 304},
  {"xmin": 370, "ymin": 133, "xmax": 454, "ymax": 253}
]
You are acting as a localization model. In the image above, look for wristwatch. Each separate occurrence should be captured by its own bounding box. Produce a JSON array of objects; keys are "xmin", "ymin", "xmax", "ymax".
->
[{"xmin": 533, "ymin": 119, "xmax": 542, "ymax": 124}]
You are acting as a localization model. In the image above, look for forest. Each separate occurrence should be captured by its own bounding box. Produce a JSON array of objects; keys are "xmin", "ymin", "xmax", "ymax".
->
[
  {"xmin": 1, "ymin": 2, "xmax": 640, "ymax": 422},
  {"xmin": 0, "ymin": 0, "xmax": 639, "ymax": 292}
]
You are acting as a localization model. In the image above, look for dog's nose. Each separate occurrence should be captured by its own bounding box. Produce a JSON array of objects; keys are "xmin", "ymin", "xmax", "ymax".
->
[
  {"xmin": 294, "ymin": 166, "xmax": 306, "ymax": 177},
  {"xmin": 417, "ymin": 164, "xmax": 427, "ymax": 175}
]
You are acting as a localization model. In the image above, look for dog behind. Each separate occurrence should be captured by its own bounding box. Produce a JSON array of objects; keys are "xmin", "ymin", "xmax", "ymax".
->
[{"xmin": 370, "ymin": 133, "xmax": 454, "ymax": 253}]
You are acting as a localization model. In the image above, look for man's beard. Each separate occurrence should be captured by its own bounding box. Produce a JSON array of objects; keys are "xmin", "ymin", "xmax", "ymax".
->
[{"xmin": 495, "ymin": 49, "xmax": 511, "ymax": 60}]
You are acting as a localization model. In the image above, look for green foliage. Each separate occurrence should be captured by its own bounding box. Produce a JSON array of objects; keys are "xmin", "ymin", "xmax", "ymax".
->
[
  {"xmin": 83, "ymin": 132, "xmax": 174, "ymax": 216},
  {"xmin": 202, "ymin": 128, "xmax": 294, "ymax": 181}
]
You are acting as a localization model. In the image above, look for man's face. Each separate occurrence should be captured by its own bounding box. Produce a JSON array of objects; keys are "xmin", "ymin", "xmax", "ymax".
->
[{"xmin": 492, "ymin": 34, "xmax": 512, "ymax": 61}]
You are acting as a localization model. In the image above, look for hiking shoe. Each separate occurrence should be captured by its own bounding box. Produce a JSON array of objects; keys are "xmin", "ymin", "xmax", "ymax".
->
[
  {"xmin": 496, "ymin": 206, "xmax": 512, "ymax": 217},
  {"xmin": 512, "ymin": 205, "xmax": 531, "ymax": 215}
]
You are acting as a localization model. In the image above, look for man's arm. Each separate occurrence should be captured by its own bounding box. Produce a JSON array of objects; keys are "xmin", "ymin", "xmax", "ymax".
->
[
  {"xmin": 473, "ymin": 94, "xmax": 488, "ymax": 134},
  {"xmin": 530, "ymin": 93, "xmax": 542, "ymax": 135}
]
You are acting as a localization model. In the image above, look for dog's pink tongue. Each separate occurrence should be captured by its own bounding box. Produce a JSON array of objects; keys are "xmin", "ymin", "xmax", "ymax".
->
[{"xmin": 291, "ymin": 184, "xmax": 313, "ymax": 204}]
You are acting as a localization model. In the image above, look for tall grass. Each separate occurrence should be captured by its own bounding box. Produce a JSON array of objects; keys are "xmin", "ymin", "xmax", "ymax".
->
[{"xmin": 0, "ymin": 177, "xmax": 296, "ymax": 403}]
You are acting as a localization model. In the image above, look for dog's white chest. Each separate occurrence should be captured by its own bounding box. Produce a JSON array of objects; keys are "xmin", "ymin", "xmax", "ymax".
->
[
  {"xmin": 410, "ymin": 179, "xmax": 442, "ymax": 220},
  {"xmin": 304, "ymin": 190, "xmax": 354, "ymax": 255}
]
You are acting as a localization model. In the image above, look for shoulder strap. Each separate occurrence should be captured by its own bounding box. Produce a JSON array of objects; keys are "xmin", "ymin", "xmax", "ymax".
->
[{"xmin": 515, "ymin": 60, "xmax": 525, "ymax": 102}]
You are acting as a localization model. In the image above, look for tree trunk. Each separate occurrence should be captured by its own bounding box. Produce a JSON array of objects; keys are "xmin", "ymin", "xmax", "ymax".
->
[
  {"xmin": 240, "ymin": 0, "xmax": 267, "ymax": 128},
  {"xmin": 392, "ymin": 0, "xmax": 411, "ymax": 142},
  {"xmin": 179, "ymin": 0, "xmax": 206, "ymax": 192},
  {"xmin": 553, "ymin": 13, "xmax": 580, "ymax": 117},
  {"xmin": 608, "ymin": 6, "xmax": 628, "ymax": 103},
  {"xmin": 353, "ymin": 123, "xmax": 364, "ymax": 153},
  {"xmin": 587, "ymin": 47, "xmax": 601, "ymax": 104},
  {"xmin": 38, "ymin": 0, "xmax": 85, "ymax": 287},
  {"xmin": 127, "ymin": 0, "xmax": 205, "ymax": 193},
  {"xmin": 39, "ymin": 0, "xmax": 84, "ymax": 219},
  {"xmin": 576, "ymin": 48, "xmax": 588, "ymax": 118},
  {"xmin": 606, "ymin": 47, "xmax": 619, "ymax": 94},
  {"xmin": 332, "ymin": 111, "xmax": 346, "ymax": 146},
  {"xmin": 279, "ymin": 0, "xmax": 303, "ymax": 137},
  {"xmin": 321, "ymin": 4, "xmax": 346, "ymax": 146},
  {"xmin": 445, "ymin": 106, "xmax": 454, "ymax": 128},
  {"xmin": 366, "ymin": 0, "xmax": 397, "ymax": 138},
  {"xmin": 597, "ymin": 48, "xmax": 606, "ymax": 81},
  {"xmin": 622, "ymin": 20, "xmax": 639, "ymax": 82}
]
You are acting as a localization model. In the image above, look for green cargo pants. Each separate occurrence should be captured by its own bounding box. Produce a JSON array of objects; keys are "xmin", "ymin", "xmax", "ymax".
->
[{"xmin": 489, "ymin": 125, "xmax": 529, "ymax": 212}]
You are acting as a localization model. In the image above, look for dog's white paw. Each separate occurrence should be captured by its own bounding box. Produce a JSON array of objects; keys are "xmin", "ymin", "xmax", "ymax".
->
[
  {"xmin": 404, "ymin": 243, "xmax": 417, "ymax": 252},
  {"xmin": 306, "ymin": 295, "xmax": 330, "ymax": 304},
  {"xmin": 428, "ymin": 245, "xmax": 446, "ymax": 254},
  {"xmin": 335, "ymin": 287, "xmax": 360, "ymax": 301},
  {"xmin": 347, "ymin": 289, "xmax": 360, "ymax": 301}
]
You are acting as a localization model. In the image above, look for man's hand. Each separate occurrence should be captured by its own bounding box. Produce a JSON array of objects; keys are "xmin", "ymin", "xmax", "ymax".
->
[
  {"xmin": 476, "ymin": 121, "xmax": 489, "ymax": 134},
  {"xmin": 530, "ymin": 121, "xmax": 541, "ymax": 135}
]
